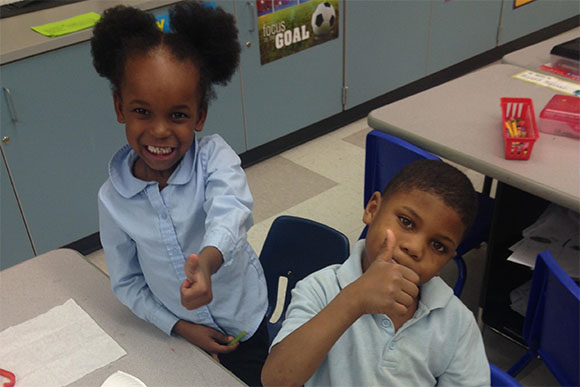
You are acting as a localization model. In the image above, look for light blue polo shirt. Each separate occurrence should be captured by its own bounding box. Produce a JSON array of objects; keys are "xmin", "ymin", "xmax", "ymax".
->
[{"xmin": 272, "ymin": 239, "xmax": 490, "ymax": 386}]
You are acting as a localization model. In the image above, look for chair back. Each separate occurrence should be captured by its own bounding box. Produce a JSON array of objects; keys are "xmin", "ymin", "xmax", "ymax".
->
[
  {"xmin": 259, "ymin": 215, "xmax": 350, "ymax": 343},
  {"xmin": 490, "ymin": 363, "xmax": 522, "ymax": 386},
  {"xmin": 524, "ymin": 251, "xmax": 580, "ymax": 386}
]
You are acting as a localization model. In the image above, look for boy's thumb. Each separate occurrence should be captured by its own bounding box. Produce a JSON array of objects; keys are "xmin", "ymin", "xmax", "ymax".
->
[{"xmin": 377, "ymin": 229, "xmax": 396, "ymax": 262}]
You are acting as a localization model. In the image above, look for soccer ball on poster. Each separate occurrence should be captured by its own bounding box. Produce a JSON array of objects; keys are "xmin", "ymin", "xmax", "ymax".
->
[{"xmin": 311, "ymin": 2, "xmax": 336, "ymax": 36}]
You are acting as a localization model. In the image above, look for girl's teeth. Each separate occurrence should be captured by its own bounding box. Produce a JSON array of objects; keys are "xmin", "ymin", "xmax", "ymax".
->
[{"xmin": 147, "ymin": 146, "xmax": 172, "ymax": 155}]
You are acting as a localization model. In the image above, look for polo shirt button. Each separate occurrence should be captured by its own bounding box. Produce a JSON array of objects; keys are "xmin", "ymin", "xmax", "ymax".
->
[
  {"xmin": 389, "ymin": 341, "xmax": 397, "ymax": 350},
  {"xmin": 381, "ymin": 319, "xmax": 391, "ymax": 328}
]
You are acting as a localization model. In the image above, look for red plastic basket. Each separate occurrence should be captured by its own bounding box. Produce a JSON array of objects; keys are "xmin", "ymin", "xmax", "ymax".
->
[{"xmin": 500, "ymin": 97, "xmax": 539, "ymax": 160}]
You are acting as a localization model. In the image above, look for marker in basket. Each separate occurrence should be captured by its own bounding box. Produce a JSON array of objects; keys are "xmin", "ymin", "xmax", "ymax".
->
[{"xmin": 228, "ymin": 330, "xmax": 247, "ymax": 346}]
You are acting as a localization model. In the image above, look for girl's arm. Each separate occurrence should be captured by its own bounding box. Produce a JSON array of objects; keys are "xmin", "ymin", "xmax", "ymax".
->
[
  {"xmin": 199, "ymin": 135, "xmax": 254, "ymax": 267},
  {"xmin": 99, "ymin": 190, "xmax": 178, "ymax": 335}
]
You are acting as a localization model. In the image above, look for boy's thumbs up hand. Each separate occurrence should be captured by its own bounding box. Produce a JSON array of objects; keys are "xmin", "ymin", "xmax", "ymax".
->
[{"xmin": 350, "ymin": 229, "xmax": 419, "ymax": 318}]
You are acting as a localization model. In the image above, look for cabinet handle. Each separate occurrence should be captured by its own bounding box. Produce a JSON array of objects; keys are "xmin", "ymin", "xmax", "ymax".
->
[
  {"xmin": 247, "ymin": 1, "xmax": 255, "ymax": 33},
  {"xmin": 2, "ymin": 87, "xmax": 18, "ymax": 122}
]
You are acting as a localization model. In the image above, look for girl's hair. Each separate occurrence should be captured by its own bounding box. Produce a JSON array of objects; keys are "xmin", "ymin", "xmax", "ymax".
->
[
  {"xmin": 382, "ymin": 159, "xmax": 478, "ymax": 237},
  {"xmin": 90, "ymin": 1, "xmax": 240, "ymax": 111}
]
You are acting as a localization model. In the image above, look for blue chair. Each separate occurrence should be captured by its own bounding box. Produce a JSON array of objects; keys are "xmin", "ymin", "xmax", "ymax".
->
[
  {"xmin": 259, "ymin": 215, "xmax": 350, "ymax": 344},
  {"xmin": 490, "ymin": 363, "xmax": 522, "ymax": 386},
  {"xmin": 507, "ymin": 251, "xmax": 580, "ymax": 386},
  {"xmin": 362, "ymin": 130, "xmax": 494, "ymax": 297}
]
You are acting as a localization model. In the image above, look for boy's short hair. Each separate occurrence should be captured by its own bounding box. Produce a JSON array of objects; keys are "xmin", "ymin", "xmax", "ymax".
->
[{"xmin": 382, "ymin": 160, "xmax": 478, "ymax": 238}]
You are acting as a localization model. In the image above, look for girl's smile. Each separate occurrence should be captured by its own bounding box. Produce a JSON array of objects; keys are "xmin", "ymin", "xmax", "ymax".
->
[{"xmin": 113, "ymin": 48, "xmax": 207, "ymax": 187}]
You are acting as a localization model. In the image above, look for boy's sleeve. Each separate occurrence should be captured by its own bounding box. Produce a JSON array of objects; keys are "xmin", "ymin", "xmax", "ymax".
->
[
  {"xmin": 436, "ymin": 317, "xmax": 491, "ymax": 387},
  {"xmin": 271, "ymin": 272, "xmax": 330, "ymax": 349},
  {"xmin": 98, "ymin": 190, "xmax": 179, "ymax": 336},
  {"xmin": 200, "ymin": 135, "xmax": 254, "ymax": 265}
]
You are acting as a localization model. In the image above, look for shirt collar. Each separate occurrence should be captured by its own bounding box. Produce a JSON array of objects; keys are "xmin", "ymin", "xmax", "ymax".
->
[
  {"xmin": 109, "ymin": 140, "xmax": 197, "ymax": 198},
  {"xmin": 336, "ymin": 239, "xmax": 453, "ymax": 312}
]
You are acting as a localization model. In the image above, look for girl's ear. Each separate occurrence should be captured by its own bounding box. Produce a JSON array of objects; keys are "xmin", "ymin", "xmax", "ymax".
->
[
  {"xmin": 113, "ymin": 92, "xmax": 126, "ymax": 124},
  {"xmin": 194, "ymin": 106, "xmax": 208, "ymax": 133},
  {"xmin": 363, "ymin": 192, "xmax": 382, "ymax": 226}
]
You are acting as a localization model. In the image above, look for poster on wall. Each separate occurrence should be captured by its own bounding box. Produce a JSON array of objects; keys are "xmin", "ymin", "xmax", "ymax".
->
[
  {"xmin": 257, "ymin": 0, "xmax": 339, "ymax": 65},
  {"xmin": 513, "ymin": 0, "xmax": 536, "ymax": 8}
]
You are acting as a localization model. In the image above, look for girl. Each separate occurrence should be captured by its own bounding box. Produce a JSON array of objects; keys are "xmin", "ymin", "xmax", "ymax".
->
[{"xmin": 91, "ymin": 2, "xmax": 268, "ymax": 385}]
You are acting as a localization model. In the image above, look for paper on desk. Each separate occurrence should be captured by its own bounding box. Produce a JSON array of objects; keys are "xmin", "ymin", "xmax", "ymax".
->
[
  {"xmin": 507, "ymin": 204, "xmax": 580, "ymax": 279},
  {"xmin": 0, "ymin": 299, "xmax": 126, "ymax": 387}
]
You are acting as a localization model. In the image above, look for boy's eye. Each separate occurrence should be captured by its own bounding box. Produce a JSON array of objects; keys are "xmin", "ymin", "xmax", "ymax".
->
[
  {"xmin": 431, "ymin": 240, "xmax": 447, "ymax": 253},
  {"xmin": 398, "ymin": 215, "xmax": 413, "ymax": 229}
]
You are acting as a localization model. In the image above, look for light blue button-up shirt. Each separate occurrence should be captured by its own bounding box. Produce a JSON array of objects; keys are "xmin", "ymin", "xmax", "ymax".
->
[
  {"xmin": 98, "ymin": 134, "xmax": 267, "ymax": 339},
  {"xmin": 272, "ymin": 240, "xmax": 490, "ymax": 386}
]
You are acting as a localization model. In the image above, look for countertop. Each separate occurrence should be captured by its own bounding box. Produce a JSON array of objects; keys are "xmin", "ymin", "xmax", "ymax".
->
[{"xmin": 0, "ymin": 0, "xmax": 178, "ymax": 64}]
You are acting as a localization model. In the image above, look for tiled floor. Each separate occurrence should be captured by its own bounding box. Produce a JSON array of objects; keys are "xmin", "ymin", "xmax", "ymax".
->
[{"xmin": 85, "ymin": 118, "xmax": 558, "ymax": 386}]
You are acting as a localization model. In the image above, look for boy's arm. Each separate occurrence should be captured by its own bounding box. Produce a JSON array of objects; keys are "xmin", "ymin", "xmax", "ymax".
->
[
  {"xmin": 181, "ymin": 247, "xmax": 223, "ymax": 310},
  {"xmin": 262, "ymin": 284, "xmax": 363, "ymax": 386},
  {"xmin": 172, "ymin": 319, "xmax": 238, "ymax": 361}
]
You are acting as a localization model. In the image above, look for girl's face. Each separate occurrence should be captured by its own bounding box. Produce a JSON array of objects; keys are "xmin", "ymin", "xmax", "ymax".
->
[
  {"xmin": 114, "ymin": 48, "xmax": 206, "ymax": 186},
  {"xmin": 362, "ymin": 189, "xmax": 464, "ymax": 285}
]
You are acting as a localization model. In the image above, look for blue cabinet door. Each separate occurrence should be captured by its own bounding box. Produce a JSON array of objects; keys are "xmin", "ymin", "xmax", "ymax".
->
[
  {"xmin": 233, "ymin": 0, "xmax": 344, "ymax": 149},
  {"xmin": 498, "ymin": 0, "xmax": 579, "ymax": 45},
  {"xmin": 344, "ymin": 0, "xmax": 431, "ymax": 110},
  {"xmin": 0, "ymin": 42, "xmax": 125, "ymax": 256},
  {"xmin": 0, "ymin": 146, "xmax": 35, "ymax": 269},
  {"xmin": 428, "ymin": 0, "xmax": 502, "ymax": 74}
]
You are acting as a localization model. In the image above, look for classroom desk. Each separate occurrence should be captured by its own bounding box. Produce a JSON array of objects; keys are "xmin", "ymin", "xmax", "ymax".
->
[
  {"xmin": 502, "ymin": 27, "xmax": 579, "ymax": 78},
  {"xmin": 0, "ymin": 249, "xmax": 244, "ymax": 387},
  {"xmin": 368, "ymin": 63, "xmax": 580, "ymax": 212},
  {"xmin": 368, "ymin": 63, "xmax": 580, "ymax": 343}
]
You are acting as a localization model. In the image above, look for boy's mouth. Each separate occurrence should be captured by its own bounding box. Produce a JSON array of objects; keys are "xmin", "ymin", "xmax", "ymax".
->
[{"xmin": 146, "ymin": 145, "xmax": 174, "ymax": 155}]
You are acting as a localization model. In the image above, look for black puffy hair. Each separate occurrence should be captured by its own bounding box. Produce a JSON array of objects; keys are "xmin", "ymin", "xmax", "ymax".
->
[
  {"xmin": 381, "ymin": 160, "xmax": 478, "ymax": 239},
  {"xmin": 90, "ymin": 1, "xmax": 240, "ymax": 109}
]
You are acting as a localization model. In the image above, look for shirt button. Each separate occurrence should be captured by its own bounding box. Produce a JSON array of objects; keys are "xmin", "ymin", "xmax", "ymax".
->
[
  {"xmin": 381, "ymin": 319, "xmax": 391, "ymax": 328},
  {"xmin": 389, "ymin": 341, "xmax": 397, "ymax": 350}
]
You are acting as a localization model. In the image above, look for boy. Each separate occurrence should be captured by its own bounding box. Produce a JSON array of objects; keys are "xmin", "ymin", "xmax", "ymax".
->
[{"xmin": 261, "ymin": 160, "xmax": 490, "ymax": 386}]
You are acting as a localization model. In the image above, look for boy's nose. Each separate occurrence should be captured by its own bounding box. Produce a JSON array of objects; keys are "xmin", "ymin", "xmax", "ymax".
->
[{"xmin": 400, "ymin": 237, "xmax": 423, "ymax": 261}]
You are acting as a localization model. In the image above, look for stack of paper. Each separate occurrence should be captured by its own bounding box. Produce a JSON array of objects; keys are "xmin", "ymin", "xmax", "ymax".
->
[{"xmin": 508, "ymin": 203, "xmax": 579, "ymax": 279}]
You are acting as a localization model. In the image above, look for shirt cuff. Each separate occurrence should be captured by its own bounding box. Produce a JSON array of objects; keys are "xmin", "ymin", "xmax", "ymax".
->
[
  {"xmin": 151, "ymin": 304, "xmax": 180, "ymax": 336},
  {"xmin": 201, "ymin": 228, "xmax": 236, "ymax": 266}
]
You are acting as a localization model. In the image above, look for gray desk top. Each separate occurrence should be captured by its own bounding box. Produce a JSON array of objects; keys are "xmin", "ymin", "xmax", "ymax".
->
[
  {"xmin": 0, "ymin": 0, "xmax": 177, "ymax": 65},
  {"xmin": 0, "ymin": 249, "xmax": 244, "ymax": 386},
  {"xmin": 368, "ymin": 64, "xmax": 580, "ymax": 211},
  {"xmin": 502, "ymin": 27, "xmax": 579, "ymax": 77}
]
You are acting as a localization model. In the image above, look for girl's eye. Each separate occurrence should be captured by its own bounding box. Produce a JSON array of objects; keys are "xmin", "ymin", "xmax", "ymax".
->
[
  {"xmin": 133, "ymin": 108, "xmax": 149, "ymax": 116},
  {"xmin": 398, "ymin": 215, "xmax": 413, "ymax": 229},
  {"xmin": 431, "ymin": 240, "xmax": 447, "ymax": 253},
  {"xmin": 171, "ymin": 112, "xmax": 189, "ymax": 120}
]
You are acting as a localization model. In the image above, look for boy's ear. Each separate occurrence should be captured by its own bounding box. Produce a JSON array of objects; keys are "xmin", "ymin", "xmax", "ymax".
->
[
  {"xmin": 363, "ymin": 192, "xmax": 382, "ymax": 225},
  {"xmin": 113, "ymin": 93, "xmax": 126, "ymax": 124},
  {"xmin": 194, "ymin": 106, "xmax": 208, "ymax": 133}
]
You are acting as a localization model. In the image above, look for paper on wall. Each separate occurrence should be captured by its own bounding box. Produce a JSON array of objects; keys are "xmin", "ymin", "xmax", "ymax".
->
[{"xmin": 0, "ymin": 299, "xmax": 126, "ymax": 387}]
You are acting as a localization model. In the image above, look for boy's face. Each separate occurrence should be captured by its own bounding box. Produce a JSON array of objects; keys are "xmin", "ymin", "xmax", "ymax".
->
[
  {"xmin": 362, "ymin": 188, "xmax": 465, "ymax": 285},
  {"xmin": 113, "ymin": 48, "xmax": 206, "ymax": 184}
]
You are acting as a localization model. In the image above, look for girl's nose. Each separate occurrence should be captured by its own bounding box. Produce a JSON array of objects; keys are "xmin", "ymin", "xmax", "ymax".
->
[{"xmin": 150, "ymin": 119, "xmax": 171, "ymax": 137}]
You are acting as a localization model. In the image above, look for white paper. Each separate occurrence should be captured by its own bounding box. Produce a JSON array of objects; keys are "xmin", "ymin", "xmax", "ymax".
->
[
  {"xmin": 101, "ymin": 371, "xmax": 147, "ymax": 387},
  {"xmin": 0, "ymin": 299, "xmax": 126, "ymax": 387},
  {"xmin": 507, "ymin": 204, "xmax": 580, "ymax": 279}
]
